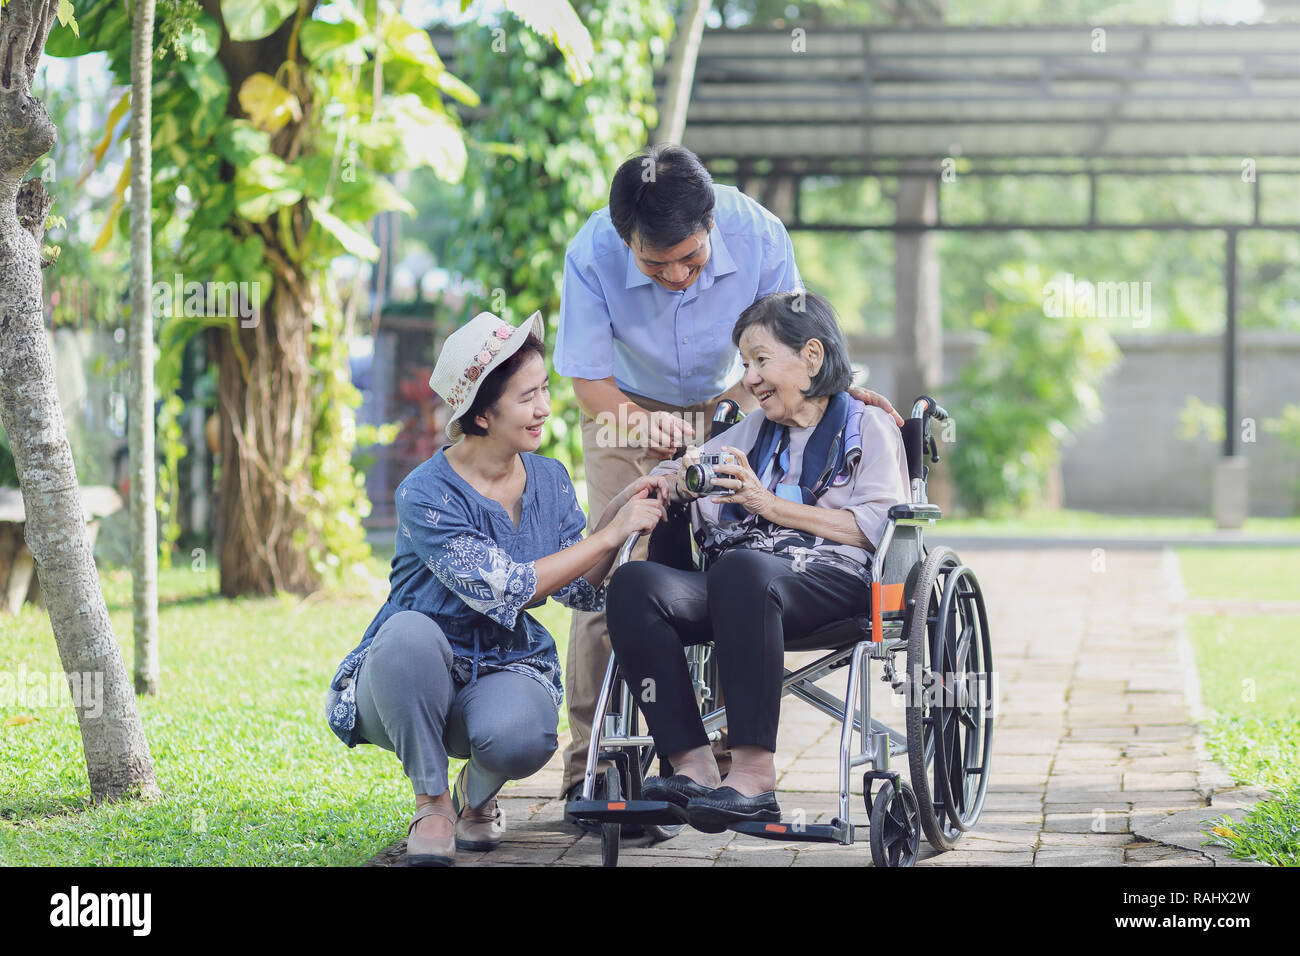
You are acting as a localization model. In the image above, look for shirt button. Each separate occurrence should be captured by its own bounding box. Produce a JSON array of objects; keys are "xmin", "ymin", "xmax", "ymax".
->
[{"xmin": 681, "ymin": 337, "xmax": 688, "ymax": 343}]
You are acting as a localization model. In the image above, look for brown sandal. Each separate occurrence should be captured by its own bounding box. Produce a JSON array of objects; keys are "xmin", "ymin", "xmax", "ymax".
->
[{"xmin": 406, "ymin": 802, "xmax": 457, "ymax": 867}]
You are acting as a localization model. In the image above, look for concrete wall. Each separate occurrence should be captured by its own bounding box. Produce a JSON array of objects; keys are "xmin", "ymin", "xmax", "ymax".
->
[{"xmin": 846, "ymin": 331, "xmax": 1300, "ymax": 516}]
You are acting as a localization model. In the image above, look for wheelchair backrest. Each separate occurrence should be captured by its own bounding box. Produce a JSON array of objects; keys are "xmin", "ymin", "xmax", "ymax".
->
[{"xmin": 899, "ymin": 417, "xmax": 928, "ymax": 484}]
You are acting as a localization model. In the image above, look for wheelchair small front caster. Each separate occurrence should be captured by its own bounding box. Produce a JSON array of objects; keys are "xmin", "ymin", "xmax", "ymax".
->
[
  {"xmin": 869, "ymin": 779, "xmax": 920, "ymax": 867},
  {"xmin": 601, "ymin": 766, "xmax": 620, "ymax": 867}
]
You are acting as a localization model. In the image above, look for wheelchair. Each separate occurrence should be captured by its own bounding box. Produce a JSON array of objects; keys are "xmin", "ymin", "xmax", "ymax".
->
[{"xmin": 565, "ymin": 396, "xmax": 994, "ymax": 867}]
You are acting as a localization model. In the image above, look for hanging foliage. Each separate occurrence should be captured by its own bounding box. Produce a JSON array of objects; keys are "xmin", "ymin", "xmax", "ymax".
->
[
  {"xmin": 451, "ymin": 1, "xmax": 674, "ymax": 475},
  {"xmin": 49, "ymin": 0, "xmax": 595, "ymax": 594}
]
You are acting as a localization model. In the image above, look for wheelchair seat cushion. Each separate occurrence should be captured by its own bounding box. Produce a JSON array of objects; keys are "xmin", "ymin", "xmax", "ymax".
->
[{"xmin": 783, "ymin": 614, "xmax": 871, "ymax": 652}]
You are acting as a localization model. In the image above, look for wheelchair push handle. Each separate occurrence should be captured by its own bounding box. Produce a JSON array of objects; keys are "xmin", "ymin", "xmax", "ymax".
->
[
  {"xmin": 910, "ymin": 395, "xmax": 949, "ymax": 423},
  {"xmin": 909, "ymin": 395, "xmax": 950, "ymax": 469}
]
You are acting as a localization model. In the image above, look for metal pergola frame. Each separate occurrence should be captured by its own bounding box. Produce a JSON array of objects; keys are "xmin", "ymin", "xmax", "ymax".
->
[
  {"xmin": 676, "ymin": 24, "xmax": 1300, "ymax": 460},
  {"xmin": 677, "ymin": 23, "xmax": 1300, "ymax": 160},
  {"xmin": 426, "ymin": 22, "xmax": 1300, "ymax": 459},
  {"xmin": 711, "ymin": 159, "xmax": 1300, "ymax": 458}
]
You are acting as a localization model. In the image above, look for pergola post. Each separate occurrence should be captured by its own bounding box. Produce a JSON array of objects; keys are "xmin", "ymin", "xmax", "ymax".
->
[
  {"xmin": 1214, "ymin": 227, "xmax": 1248, "ymax": 528},
  {"xmin": 893, "ymin": 167, "xmax": 949, "ymax": 512}
]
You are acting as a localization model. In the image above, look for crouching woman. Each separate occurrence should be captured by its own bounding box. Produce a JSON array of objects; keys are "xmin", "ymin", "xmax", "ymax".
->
[{"xmin": 326, "ymin": 311, "xmax": 667, "ymax": 865}]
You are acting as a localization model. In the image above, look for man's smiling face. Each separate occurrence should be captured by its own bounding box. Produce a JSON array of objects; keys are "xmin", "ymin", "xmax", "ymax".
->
[{"xmin": 628, "ymin": 225, "xmax": 712, "ymax": 291}]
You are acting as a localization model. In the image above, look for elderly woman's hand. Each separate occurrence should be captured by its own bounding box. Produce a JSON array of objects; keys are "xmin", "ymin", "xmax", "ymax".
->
[{"xmin": 708, "ymin": 445, "xmax": 776, "ymax": 517}]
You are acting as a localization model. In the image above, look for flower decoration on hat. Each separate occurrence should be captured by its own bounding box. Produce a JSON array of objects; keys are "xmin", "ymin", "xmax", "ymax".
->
[{"xmin": 450, "ymin": 326, "xmax": 515, "ymax": 406}]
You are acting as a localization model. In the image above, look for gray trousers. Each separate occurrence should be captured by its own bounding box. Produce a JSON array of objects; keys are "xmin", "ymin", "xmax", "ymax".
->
[{"xmin": 354, "ymin": 610, "xmax": 558, "ymax": 808}]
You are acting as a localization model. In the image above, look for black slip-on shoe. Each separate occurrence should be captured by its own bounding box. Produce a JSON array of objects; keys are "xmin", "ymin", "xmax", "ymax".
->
[
  {"xmin": 685, "ymin": 786, "xmax": 781, "ymax": 833},
  {"xmin": 641, "ymin": 774, "xmax": 717, "ymax": 808}
]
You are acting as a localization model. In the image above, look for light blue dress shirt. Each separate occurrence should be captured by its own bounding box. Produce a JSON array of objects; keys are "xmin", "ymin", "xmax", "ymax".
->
[{"xmin": 554, "ymin": 183, "xmax": 803, "ymax": 408}]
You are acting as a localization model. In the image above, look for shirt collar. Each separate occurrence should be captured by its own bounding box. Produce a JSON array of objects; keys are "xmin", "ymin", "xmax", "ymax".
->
[{"xmin": 621, "ymin": 222, "xmax": 738, "ymax": 292}]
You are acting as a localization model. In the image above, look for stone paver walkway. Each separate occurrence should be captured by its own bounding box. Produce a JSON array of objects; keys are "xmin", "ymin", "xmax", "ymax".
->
[{"xmin": 368, "ymin": 547, "xmax": 1259, "ymax": 867}]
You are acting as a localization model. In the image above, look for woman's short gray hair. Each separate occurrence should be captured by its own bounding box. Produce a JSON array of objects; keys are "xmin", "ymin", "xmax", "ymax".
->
[{"xmin": 732, "ymin": 290, "xmax": 854, "ymax": 397}]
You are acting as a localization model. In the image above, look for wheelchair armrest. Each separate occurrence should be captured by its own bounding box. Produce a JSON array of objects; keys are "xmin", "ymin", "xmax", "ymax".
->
[
  {"xmin": 617, "ymin": 531, "xmax": 644, "ymax": 568},
  {"xmin": 888, "ymin": 503, "xmax": 942, "ymax": 522}
]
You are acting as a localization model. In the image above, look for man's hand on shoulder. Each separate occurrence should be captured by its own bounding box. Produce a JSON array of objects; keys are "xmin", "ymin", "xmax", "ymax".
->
[{"xmin": 847, "ymin": 386, "xmax": 904, "ymax": 427}]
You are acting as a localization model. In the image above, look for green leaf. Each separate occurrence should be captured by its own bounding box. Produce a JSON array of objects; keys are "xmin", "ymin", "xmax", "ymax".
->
[
  {"xmin": 382, "ymin": 15, "xmax": 444, "ymax": 70},
  {"xmin": 45, "ymin": 0, "xmax": 126, "ymax": 57},
  {"xmin": 326, "ymin": 0, "xmax": 369, "ymax": 29},
  {"xmin": 235, "ymin": 154, "xmax": 304, "ymax": 222},
  {"xmin": 216, "ymin": 121, "xmax": 271, "ymax": 165},
  {"xmin": 333, "ymin": 176, "xmax": 417, "ymax": 221},
  {"xmin": 56, "ymin": 0, "xmax": 79, "ymax": 37},
  {"xmin": 300, "ymin": 19, "xmax": 371, "ymax": 67},
  {"xmin": 177, "ymin": 12, "xmax": 222, "ymax": 66},
  {"xmin": 361, "ymin": 178, "xmax": 416, "ymax": 217},
  {"xmin": 309, "ymin": 199, "xmax": 379, "ymax": 261},
  {"xmin": 436, "ymin": 69, "xmax": 480, "ymax": 108},
  {"xmin": 238, "ymin": 72, "xmax": 302, "ymax": 133},
  {"xmin": 220, "ymin": 0, "xmax": 298, "ymax": 43},
  {"xmin": 240, "ymin": 154, "xmax": 303, "ymax": 193},
  {"xmin": 388, "ymin": 95, "xmax": 466, "ymax": 183},
  {"xmin": 177, "ymin": 53, "xmax": 230, "ymax": 106},
  {"xmin": 503, "ymin": 0, "xmax": 594, "ymax": 85}
]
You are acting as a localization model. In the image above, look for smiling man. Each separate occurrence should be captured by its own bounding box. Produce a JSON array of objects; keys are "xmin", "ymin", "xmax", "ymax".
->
[
  {"xmin": 554, "ymin": 144, "xmax": 803, "ymax": 805},
  {"xmin": 554, "ymin": 144, "xmax": 898, "ymax": 808}
]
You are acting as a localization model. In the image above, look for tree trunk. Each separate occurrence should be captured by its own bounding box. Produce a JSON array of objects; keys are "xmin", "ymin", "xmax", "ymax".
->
[
  {"xmin": 655, "ymin": 0, "xmax": 711, "ymax": 144},
  {"xmin": 213, "ymin": 275, "xmax": 320, "ymax": 596},
  {"xmin": 0, "ymin": 0, "xmax": 160, "ymax": 802},
  {"xmin": 203, "ymin": 0, "xmax": 327, "ymax": 597},
  {"xmin": 130, "ymin": 0, "xmax": 159, "ymax": 695}
]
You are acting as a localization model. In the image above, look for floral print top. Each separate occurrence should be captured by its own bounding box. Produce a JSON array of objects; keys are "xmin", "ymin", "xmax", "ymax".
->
[
  {"xmin": 326, "ymin": 448, "xmax": 605, "ymax": 748},
  {"xmin": 649, "ymin": 399, "xmax": 911, "ymax": 584}
]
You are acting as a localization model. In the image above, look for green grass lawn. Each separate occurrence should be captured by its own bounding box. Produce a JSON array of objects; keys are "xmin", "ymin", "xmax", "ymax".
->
[
  {"xmin": 0, "ymin": 558, "xmax": 575, "ymax": 866},
  {"xmin": 940, "ymin": 509, "xmax": 1300, "ymax": 537},
  {"xmin": 4, "ymin": 534, "xmax": 1293, "ymax": 866},
  {"xmin": 1177, "ymin": 547, "xmax": 1300, "ymax": 865}
]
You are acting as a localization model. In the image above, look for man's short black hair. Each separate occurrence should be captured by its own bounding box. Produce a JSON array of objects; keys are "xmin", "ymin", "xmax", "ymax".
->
[
  {"xmin": 459, "ymin": 334, "xmax": 546, "ymax": 437},
  {"xmin": 609, "ymin": 143, "xmax": 715, "ymax": 251}
]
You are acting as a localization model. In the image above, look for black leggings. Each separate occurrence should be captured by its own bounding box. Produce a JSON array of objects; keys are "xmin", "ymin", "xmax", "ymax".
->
[{"xmin": 605, "ymin": 549, "xmax": 870, "ymax": 756}]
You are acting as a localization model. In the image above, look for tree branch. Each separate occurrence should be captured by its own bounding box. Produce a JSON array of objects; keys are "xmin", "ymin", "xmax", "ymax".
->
[
  {"xmin": 23, "ymin": 0, "xmax": 58, "ymax": 89},
  {"xmin": 0, "ymin": 0, "xmax": 56, "ymax": 94}
]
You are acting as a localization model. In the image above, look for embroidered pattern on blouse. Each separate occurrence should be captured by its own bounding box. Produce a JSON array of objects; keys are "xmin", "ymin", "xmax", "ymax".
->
[
  {"xmin": 325, "ymin": 643, "xmax": 369, "ymax": 740},
  {"xmin": 426, "ymin": 532, "xmax": 538, "ymax": 629},
  {"xmin": 549, "ymin": 534, "xmax": 608, "ymax": 611}
]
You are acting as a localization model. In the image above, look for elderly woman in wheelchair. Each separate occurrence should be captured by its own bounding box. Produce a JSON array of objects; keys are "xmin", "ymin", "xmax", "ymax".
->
[{"xmin": 605, "ymin": 290, "xmax": 911, "ymax": 833}]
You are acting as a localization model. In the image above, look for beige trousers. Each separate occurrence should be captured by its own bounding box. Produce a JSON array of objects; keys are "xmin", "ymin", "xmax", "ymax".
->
[{"xmin": 560, "ymin": 379, "xmax": 759, "ymax": 794}]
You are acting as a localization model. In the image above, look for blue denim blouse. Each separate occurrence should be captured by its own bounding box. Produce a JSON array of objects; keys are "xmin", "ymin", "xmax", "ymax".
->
[{"xmin": 325, "ymin": 448, "xmax": 606, "ymax": 748}]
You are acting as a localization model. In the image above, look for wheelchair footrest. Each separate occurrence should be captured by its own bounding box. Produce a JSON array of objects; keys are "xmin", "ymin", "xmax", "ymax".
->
[
  {"xmin": 565, "ymin": 799, "xmax": 689, "ymax": 825},
  {"xmin": 729, "ymin": 818, "xmax": 853, "ymax": 844}
]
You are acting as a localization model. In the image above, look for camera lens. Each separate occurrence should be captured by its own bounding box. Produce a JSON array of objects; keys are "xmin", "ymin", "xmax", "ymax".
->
[{"xmin": 684, "ymin": 464, "xmax": 708, "ymax": 494}]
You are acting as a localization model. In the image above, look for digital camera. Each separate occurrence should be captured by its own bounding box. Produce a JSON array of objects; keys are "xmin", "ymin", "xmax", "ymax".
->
[{"xmin": 683, "ymin": 452, "xmax": 738, "ymax": 495}]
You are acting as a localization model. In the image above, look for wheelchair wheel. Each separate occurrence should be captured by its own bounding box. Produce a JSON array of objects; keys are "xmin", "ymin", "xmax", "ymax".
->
[
  {"xmin": 600, "ymin": 766, "xmax": 620, "ymax": 867},
  {"xmin": 869, "ymin": 779, "xmax": 920, "ymax": 867},
  {"xmin": 903, "ymin": 546, "xmax": 994, "ymax": 851}
]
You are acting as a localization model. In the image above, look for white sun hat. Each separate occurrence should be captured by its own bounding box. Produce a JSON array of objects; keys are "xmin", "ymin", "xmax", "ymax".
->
[{"xmin": 430, "ymin": 310, "xmax": 546, "ymax": 440}]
